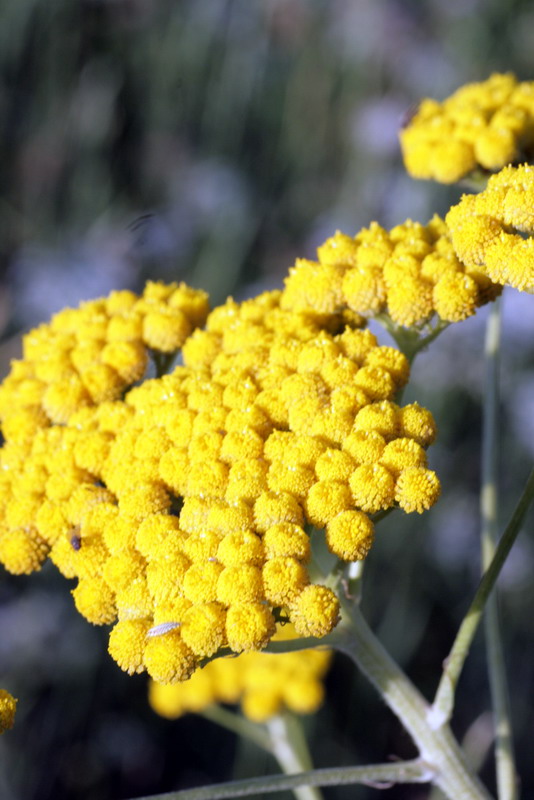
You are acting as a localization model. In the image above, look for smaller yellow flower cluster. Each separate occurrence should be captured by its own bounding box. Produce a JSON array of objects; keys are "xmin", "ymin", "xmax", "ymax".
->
[
  {"xmin": 400, "ymin": 73, "xmax": 534, "ymax": 183},
  {"xmin": 0, "ymin": 690, "xmax": 17, "ymax": 734},
  {"xmin": 149, "ymin": 624, "xmax": 331, "ymax": 723},
  {"xmin": 446, "ymin": 164, "xmax": 534, "ymax": 292},
  {"xmin": 282, "ymin": 217, "xmax": 500, "ymax": 327},
  {"xmin": 0, "ymin": 282, "xmax": 209, "ymax": 427}
]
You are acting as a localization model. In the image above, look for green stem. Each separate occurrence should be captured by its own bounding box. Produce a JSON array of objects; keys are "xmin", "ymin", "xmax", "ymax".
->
[
  {"xmin": 374, "ymin": 315, "xmax": 449, "ymax": 364},
  {"xmin": 130, "ymin": 759, "xmax": 434, "ymax": 800},
  {"xmin": 480, "ymin": 299, "xmax": 518, "ymax": 800},
  {"xmin": 266, "ymin": 714, "xmax": 323, "ymax": 800},
  {"xmin": 430, "ymin": 467, "xmax": 534, "ymax": 729},
  {"xmin": 334, "ymin": 601, "xmax": 491, "ymax": 800}
]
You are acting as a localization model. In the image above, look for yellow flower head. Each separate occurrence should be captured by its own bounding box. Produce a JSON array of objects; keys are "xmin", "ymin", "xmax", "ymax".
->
[
  {"xmin": 0, "ymin": 281, "xmax": 441, "ymax": 685},
  {"xmin": 282, "ymin": 216, "xmax": 499, "ymax": 328},
  {"xmin": 400, "ymin": 73, "xmax": 534, "ymax": 183},
  {"xmin": 447, "ymin": 164, "xmax": 534, "ymax": 292}
]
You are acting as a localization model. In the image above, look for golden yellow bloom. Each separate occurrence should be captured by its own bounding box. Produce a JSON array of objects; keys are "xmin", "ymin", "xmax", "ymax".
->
[
  {"xmin": 394, "ymin": 466, "xmax": 441, "ymax": 513},
  {"xmin": 326, "ymin": 510, "xmax": 375, "ymax": 561},
  {"xmin": 446, "ymin": 164, "xmax": 534, "ymax": 292},
  {"xmin": 226, "ymin": 602, "xmax": 276, "ymax": 653},
  {"xmin": 108, "ymin": 619, "xmax": 152, "ymax": 675},
  {"xmin": 0, "ymin": 690, "xmax": 17, "ymax": 734},
  {"xmin": 400, "ymin": 73, "xmax": 534, "ymax": 183},
  {"xmin": 290, "ymin": 585, "xmax": 340, "ymax": 638},
  {"xmin": 144, "ymin": 629, "xmax": 197, "ymax": 683}
]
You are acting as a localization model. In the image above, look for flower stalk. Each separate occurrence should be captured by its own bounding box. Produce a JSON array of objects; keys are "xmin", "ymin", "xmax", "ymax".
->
[
  {"xmin": 480, "ymin": 298, "xmax": 518, "ymax": 800},
  {"xmin": 430, "ymin": 466, "xmax": 534, "ymax": 729}
]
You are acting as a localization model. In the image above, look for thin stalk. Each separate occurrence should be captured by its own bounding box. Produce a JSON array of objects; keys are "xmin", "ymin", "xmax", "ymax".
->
[
  {"xmin": 266, "ymin": 714, "xmax": 323, "ymax": 800},
  {"xmin": 430, "ymin": 467, "xmax": 534, "ymax": 728},
  {"xmin": 131, "ymin": 759, "xmax": 434, "ymax": 800},
  {"xmin": 480, "ymin": 299, "xmax": 518, "ymax": 800},
  {"xmin": 335, "ymin": 601, "xmax": 492, "ymax": 800}
]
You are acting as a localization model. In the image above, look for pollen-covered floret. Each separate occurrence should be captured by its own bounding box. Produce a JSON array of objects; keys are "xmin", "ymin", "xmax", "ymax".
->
[
  {"xmin": 400, "ymin": 73, "xmax": 534, "ymax": 184},
  {"xmin": 446, "ymin": 164, "xmax": 534, "ymax": 293},
  {"xmin": 281, "ymin": 216, "xmax": 499, "ymax": 328}
]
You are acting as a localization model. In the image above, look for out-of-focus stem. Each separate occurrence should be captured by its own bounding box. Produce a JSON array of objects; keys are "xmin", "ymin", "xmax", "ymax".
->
[
  {"xmin": 480, "ymin": 299, "xmax": 518, "ymax": 800},
  {"xmin": 266, "ymin": 714, "xmax": 323, "ymax": 800},
  {"xmin": 430, "ymin": 467, "xmax": 534, "ymax": 728}
]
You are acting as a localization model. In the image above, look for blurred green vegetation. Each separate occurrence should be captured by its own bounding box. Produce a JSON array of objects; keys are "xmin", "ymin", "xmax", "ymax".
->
[{"xmin": 0, "ymin": 2, "xmax": 534, "ymax": 799}]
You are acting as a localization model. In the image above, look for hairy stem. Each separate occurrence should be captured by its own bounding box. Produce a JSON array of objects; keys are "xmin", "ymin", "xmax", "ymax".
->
[
  {"xmin": 131, "ymin": 759, "xmax": 435, "ymax": 800},
  {"xmin": 334, "ymin": 601, "xmax": 492, "ymax": 800}
]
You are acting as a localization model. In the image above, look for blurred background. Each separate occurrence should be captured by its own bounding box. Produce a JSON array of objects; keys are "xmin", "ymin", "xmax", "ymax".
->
[{"xmin": 0, "ymin": 1, "xmax": 534, "ymax": 798}]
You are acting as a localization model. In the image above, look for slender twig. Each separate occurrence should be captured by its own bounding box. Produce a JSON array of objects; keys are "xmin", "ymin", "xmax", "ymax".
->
[
  {"xmin": 430, "ymin": 467, "xmax": 534, "ymax": 729},
  {"xmin": 480, "ymin": 299, "xmax": 518, "ymax": 800},
  {"xmin": 130, "ymin": 759, "xmax": 435, "ymax": 800}
]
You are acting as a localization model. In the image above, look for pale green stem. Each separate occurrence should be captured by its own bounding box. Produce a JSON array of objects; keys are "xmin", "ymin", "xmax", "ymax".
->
[
  {"xmin": 131, "ymin": 759, "xmax": 434, "ymax": 800},
  {"xmin": 334, "ymin": 601, "xmax": 492, "ymax": 800},
  {"xmin": 374, "ymin": 315, "xmax": 449, "ymax": 364},
  {"xmin": 480, "ymin": 299, "xmax": 518, "ymax": 800},
  {"xmin": 266, "ymin": 714, "xmax": 323, "ymax": 800},
  {"xmin": 430, "ymin": 467, "xmax": 534, "ymax": 728}
]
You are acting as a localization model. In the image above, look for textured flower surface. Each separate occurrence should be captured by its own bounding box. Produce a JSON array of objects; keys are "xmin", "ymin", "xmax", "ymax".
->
[
  {"xmin": 0, "ymin": 277, "xmax": 441, "ymax": 683},
  {"xmin": 447, "ymin": 164, "xmax": 534, "ymax": 292},
  {"xmin": 400, "ymin": 73, "xmax": 534, "ymax": 183},
  {"xmin": 283, "ymin": 217, "xmax": 501, "ymax": 327},
  {"xmin": 0, "ymin": 690, "xmax": 17, "ymax": 734},
  {"xmin": 149, "ymin": 623, "xmax": 331, "ymax": 722}
]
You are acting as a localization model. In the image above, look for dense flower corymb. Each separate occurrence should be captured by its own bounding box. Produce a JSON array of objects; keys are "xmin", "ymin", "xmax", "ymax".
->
[
  {"xmin": 149, "ymin": 624, "xmax": 331, "ymax": 723},
  {"xmin": 446, "ymin": 164, "xmax": 534, "ymax": 292},
  {"xmin": 400, "ymin": 73, "xmax": 534, "ymax": 184},
  {"xmin": 282, "ymin": 216, "xmax": 501, "ymax": 327},
  {"xmin": 0, "ymin": 279, "xmax": 441, "ymax": 684}
]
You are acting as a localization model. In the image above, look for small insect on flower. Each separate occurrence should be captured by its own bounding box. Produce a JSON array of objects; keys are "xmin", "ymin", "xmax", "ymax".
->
[
  {"xmin": 147, "ymin": 622, "xmax": 182, "ymax": 638},
  {"xmin": 69, "ymin": 527, "xmax": 82, "ymax": 551}
]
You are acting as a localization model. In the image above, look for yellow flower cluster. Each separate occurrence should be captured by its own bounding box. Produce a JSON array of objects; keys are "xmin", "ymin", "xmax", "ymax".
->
[
  {"xmin": 282, "ymin": 217, "xmax": 501, "ymax": 326},
  {"xmin": 400, "ymin": 73, "xmax": 534, "ymax": 183},
  {"xmin": 0, "ymin": 281, "xmax": 210, "ymax": 428},
  {"xmin": 149, "ymin": 624, "xmax": 331, "ymax": 723},
  {"xmin": 0, "ymin": 690, "xmax": 17, "ymax": 734},
  {"xmin": 446, "ymin": 164, "xmax": 534, "ymax": 293},
  {"xmin": 0, "ymin": 279, "xmax": 440, "ymax": 684}
]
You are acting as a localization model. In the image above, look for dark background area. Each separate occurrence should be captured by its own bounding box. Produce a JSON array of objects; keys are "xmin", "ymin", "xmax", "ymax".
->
[{"xmin": 0, "ymin": 1, "xmax": 533, "ymax": 799}]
